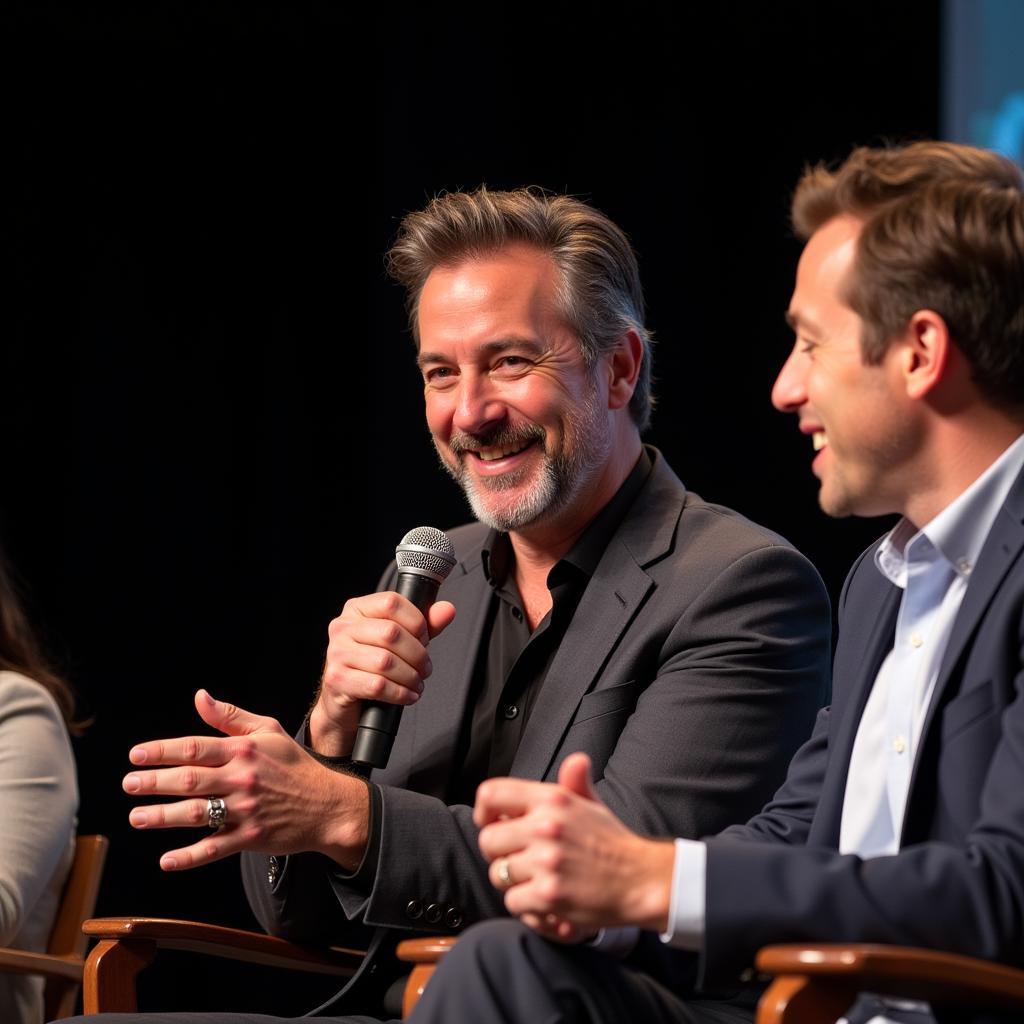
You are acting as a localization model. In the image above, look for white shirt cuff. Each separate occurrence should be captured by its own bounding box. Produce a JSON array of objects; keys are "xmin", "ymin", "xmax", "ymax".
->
[{"xmin": 660, "ymin": 838, "xmax": 706, "ymax": 950}]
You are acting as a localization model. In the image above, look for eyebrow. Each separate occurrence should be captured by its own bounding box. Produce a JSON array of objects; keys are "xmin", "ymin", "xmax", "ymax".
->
[
  {"xmin": 416, "ymin": 337, "xmax": 545, "ymax": 369},
  {"xmin": 784, "ymin": 309, "xmax": 822, "ymax": 336}
]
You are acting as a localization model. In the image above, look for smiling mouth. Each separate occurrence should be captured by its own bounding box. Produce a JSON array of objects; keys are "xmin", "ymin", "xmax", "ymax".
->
[{"xmin": 473, "ymin": 440, "xmax": 536, "ymax": 462}]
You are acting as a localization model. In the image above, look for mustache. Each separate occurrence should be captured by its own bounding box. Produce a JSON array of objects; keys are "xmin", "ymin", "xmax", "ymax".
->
[{"xmin": 448, "ymin": 423, "xmax": 545, "ymax": 456}]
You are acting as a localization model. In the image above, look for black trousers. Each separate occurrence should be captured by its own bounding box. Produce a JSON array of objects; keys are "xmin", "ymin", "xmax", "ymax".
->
[
  {"xmin": 404, "ymin": 921, "xmax": 946, "ymax": 1024},
  {"xmin": 406, "ymin": 919, "xmax": 752, "ymax": 1024}
]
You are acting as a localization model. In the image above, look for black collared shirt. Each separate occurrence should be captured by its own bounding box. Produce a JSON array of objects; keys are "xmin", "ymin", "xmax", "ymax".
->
[{"xmin": 449, "ymin": 448, "xmax": 653, "ymax": 805}]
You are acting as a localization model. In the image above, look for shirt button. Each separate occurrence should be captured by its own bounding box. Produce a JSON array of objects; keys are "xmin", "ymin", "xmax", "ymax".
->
[
  {"xmin": 511, "ymin": 607, "xmax": 523, "ymax": 622},
  {"xmin": 957, "ymin": 558, "xmax": 972, "ymax": 575},
  {"xmin": 892, "ymin": 736, "xmax": 907, "ymax": 754},
  {"xmin": 909, "ymin": 633, "xmax": 923, "ymax": 648},
  {"xmin": 425, "ymin": 903, "xmax": 443, "ymax": 924},
  {"xmin": 503, "ymin": 704, "xmax": 519, "ymax": 719}
]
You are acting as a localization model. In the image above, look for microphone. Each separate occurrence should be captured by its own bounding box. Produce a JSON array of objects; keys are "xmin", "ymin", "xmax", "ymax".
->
[{"xmin": 351, "ymin": 526, "xmax": 456, "ymax": 769}]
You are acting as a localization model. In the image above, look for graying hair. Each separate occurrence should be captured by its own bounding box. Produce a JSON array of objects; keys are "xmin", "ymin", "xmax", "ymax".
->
[{"xmin": 386, "ymin": 186, "xmax": 655, "ymax": 431}]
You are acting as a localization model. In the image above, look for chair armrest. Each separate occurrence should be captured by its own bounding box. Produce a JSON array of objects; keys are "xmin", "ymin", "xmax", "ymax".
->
[
  {"xmin": 755, "ymin": 944, "xmax": 1024, "ymax": 1024},
  {"xmin": 83, "ymin": 917, "xmax": 363, "ymax": 974},
  {"xmin": 396, "ymin": 936, "xmax": 457, "ymax": 1017},
  {"xmin": 82, "ymin": 917, "xmax": 365, "ymax": 1014},
  {"xmin": 0, "ymin": 947, "xmax": 83, "ymax": 982}
]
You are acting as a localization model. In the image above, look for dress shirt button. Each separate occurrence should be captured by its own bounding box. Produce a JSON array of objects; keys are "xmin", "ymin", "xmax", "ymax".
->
[
  {"xmin": 405, "ymin": 899, "xmax": 424, "ymax": 920},
  {"xmin": 503, "ymin": 703, "xmax": 519, "ymax": 719},
  {"xmin": 425, "ymin": 903, "xmax": 443, "ymax": 924},
  {"xmin": 909, "ymin": 633, "xmax": 923, "ymax": 648},
  {"xmin": 892, "ymin": 736, "xmax": 907, "ymax": 754},
  {"xmin": 957, "ymin": 557, "xmax": 972, "ymax": 575},
  {"xmin": 511, "ymin": 607, "xmax": 523, "ymax": 622},
  {"xmin": 445, "ymin": 907, "xmax": 463, "ymax": 929}
]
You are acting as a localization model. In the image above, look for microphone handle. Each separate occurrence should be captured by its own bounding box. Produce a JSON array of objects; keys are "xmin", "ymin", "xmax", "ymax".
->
[{"xmin": 350, "ymin": 571, "xmax": 441, "ymax": 768}]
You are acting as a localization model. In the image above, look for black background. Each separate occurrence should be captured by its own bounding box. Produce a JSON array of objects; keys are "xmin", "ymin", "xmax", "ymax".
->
[{"xmin": 1, "ymin": 2, "xmax": 939, "ymax": 1014}]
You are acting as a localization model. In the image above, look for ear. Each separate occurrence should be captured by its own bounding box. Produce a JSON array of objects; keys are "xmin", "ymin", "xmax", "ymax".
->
[
  {"xmin": 606, "ymin": 329, "xmax": 644, "ymax": 411},
  {"xmin": 899, "ymin": 310, "xmax": 952, "ymax": 401}
]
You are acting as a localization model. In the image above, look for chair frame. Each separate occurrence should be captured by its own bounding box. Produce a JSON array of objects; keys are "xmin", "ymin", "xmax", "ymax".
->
[
  {"xmin": 85, "ymin": 920, "xmax": 1024, "ymax": 1021},
  {"xmin": 0, "ymin": 834, "xmax": 108, "ymax": 1021},
  {"xmin": 81, "ymin": 917, "xmax": 365, "ymax": 1014}
]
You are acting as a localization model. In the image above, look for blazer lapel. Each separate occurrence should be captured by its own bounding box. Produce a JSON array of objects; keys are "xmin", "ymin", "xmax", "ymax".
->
[
  {"xmin": 911, "ymin": 472, "xmax": 1024, "ymax": 765},
  {"xmin": 811, "ymin": 570, "xmax": 900, "ymax": 844},
  {"xmin": 510, "ymin": 542, "xmax": 654, "ymax": 779},
  {"xmin": 510, "ymin": 453, "xmax": 684, "ymax": 781}
]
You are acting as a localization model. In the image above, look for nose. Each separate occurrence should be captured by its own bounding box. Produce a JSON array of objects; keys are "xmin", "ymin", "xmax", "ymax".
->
[
  {"xmin": 771, "ymin": 344, "xmax": 807, "ymax": 414},
  {"xmin": 452, "ymin": 371, "xmax": 506, "ymax": 435}
]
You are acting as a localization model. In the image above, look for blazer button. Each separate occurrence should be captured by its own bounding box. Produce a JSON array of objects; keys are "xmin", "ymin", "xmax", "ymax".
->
[
  {"xmin": 425, "ymin": 903, "xmax": 443, "ymax": 925},
  {"xmin": 503, "ymin": 704, "xmax": 519, "ymax": 719},
  {"xmin": 405, "ymin": 899, "xmax": 424, "ymax": 920},
  {"xmin": 445, "ymin": 907, "xmax": 463, "ymax": 929}
]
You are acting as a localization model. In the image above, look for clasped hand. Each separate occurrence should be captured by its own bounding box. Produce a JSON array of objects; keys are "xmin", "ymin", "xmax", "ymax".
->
[
  {"xmin": 475, "ymin": 752, "xmax": 674, "ymax": 939},
  {"xmin": 124, "ymin": 689, "xmax": 368, "ymax": 871}
]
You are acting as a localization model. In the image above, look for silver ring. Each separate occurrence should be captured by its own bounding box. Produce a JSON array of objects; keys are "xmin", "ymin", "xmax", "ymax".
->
[
  {"xmin": 206, "ymin": 797, "xmax": 227, "ymax": 830},
  {"xmin": 496, "ymin": 857, "xmax": 513, "ymax": 888}
]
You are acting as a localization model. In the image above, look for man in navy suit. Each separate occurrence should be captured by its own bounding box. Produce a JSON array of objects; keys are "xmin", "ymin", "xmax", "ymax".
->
[{"xmin": 406, "ymin": 141, "xmax": 1024, "ymax": 1024}]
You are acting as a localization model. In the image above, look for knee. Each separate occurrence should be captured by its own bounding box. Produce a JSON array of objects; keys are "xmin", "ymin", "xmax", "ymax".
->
[
  {"xmin": 443, "ymin": 918, "xmax": 544, "ymax": 977},
  {"xmin": 452, "ymin": 917, "xmax": 535, "ymax": 956}
]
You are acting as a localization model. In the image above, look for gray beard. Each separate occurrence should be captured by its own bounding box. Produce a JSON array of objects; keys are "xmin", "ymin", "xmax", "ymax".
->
[{"xmin": 436, "ymin": 391, "xmax": 611, "ymax": 533}]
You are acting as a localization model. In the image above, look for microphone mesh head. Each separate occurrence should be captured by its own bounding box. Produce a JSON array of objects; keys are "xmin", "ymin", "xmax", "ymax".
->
[{"xmin": 396, "ymin": 526, "xmax": 457, "ymax": 581}]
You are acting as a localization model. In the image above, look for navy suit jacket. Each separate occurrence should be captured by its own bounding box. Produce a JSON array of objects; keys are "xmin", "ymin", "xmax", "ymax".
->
[{"xmin": 699, "ymin": 464, "xmax": 1024, "ymax": 987}]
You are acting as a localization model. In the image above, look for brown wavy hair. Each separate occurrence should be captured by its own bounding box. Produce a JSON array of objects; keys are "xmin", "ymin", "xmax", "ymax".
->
[
  {"xmin": 792, "ymin": 141, "xmax": 1024, "ymax": 414},
  {"xmin": 0, "ymin": 549, "xmax": 84, "ymax": 735}
]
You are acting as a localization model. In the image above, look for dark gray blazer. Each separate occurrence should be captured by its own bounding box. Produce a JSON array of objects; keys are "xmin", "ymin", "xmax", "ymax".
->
[
  {"xmin": 243, "ymin": 449, "xmax": 830, "ymax": 1004},
  {"xmin": 699, "ymin": 464, "xmax": 1024, "ymax": 988}
]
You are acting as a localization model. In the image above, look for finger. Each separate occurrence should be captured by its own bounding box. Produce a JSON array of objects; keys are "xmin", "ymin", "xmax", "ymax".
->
[
  {"xmin": 520, "ymin": 912, "xmax": 583, "ymax": 944},
  {"xmin": 474, "ymin": 776, "xmax": 554, "ymax": 827},
  {"xmin": 129, "ymin": 797, "xmax": 229, "ymax": 831},
  {"xmin": 324, "ymin": 629, "xmax": 428, "ymax": 702},
  {"xmin": 157, "ymin": 826, "xmax": 250, "ymax": 872},
  {"xmin": 128, "ymin": 734, "xmax": 233, "ymax": 768},
  {"xmin": 426, "ymin": 600, "xmax": 456, "ymax": 639},
  {"xmin": 503, "ymin": 876, "xmax": 559, "ymax": 920},
  {"xmin": 123, "ymin": 765, "xmax": 220, "ymax": 798},
  {"xmin": 339, "ymin": 615, "xmax": 434, "ymax": 673},
  {"xmin": 488, "ymin": 852, "xmax": 527, "ymax": 892},
  {"xmin": 337, "ymin": 591, "xmax": 431, "ymax": 643},
  {"xmin": 195, "ymin": 690, "xmax": 287, "ymax": 738},
  {"xmin": 557, "ymin": 752, "xmax": 597, "ymax": 802},
  {"xmin": 478, "ymin": 811, "xmax": 563, "ymax": 860}
]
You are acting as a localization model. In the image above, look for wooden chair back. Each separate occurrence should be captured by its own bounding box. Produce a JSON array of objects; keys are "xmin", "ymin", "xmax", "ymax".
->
[{"xmin": 45, "ymin": 834, "xmax": 109, "ymax": 1019}]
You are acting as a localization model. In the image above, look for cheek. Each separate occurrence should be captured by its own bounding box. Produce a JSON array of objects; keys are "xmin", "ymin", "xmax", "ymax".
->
[
  {"xmin": 423, "ymin": 395, "xmax": 454, "ymax": 440},
  {"xmin": 513, "ymin": 376, "xmax": 581, "ymax": 420}
]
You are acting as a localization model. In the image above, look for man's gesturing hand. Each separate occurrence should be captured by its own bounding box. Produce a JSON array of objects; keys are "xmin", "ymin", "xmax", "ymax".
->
[
  {"xmin": 310, "ymin": 591, "xmax": 456, "ymax": 757},
  {"xmin": 124, "ymin": 689, "xmax": 370, "ymax": 872},
  {"xmin": 475, "ymin": 753, "xmax": 675, "ymax": 937}
]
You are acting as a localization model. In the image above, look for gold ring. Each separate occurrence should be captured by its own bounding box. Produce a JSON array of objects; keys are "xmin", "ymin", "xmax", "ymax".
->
[{"xmin": 496, "ymin": 857, "xmax": 513, "ymax": 888}]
